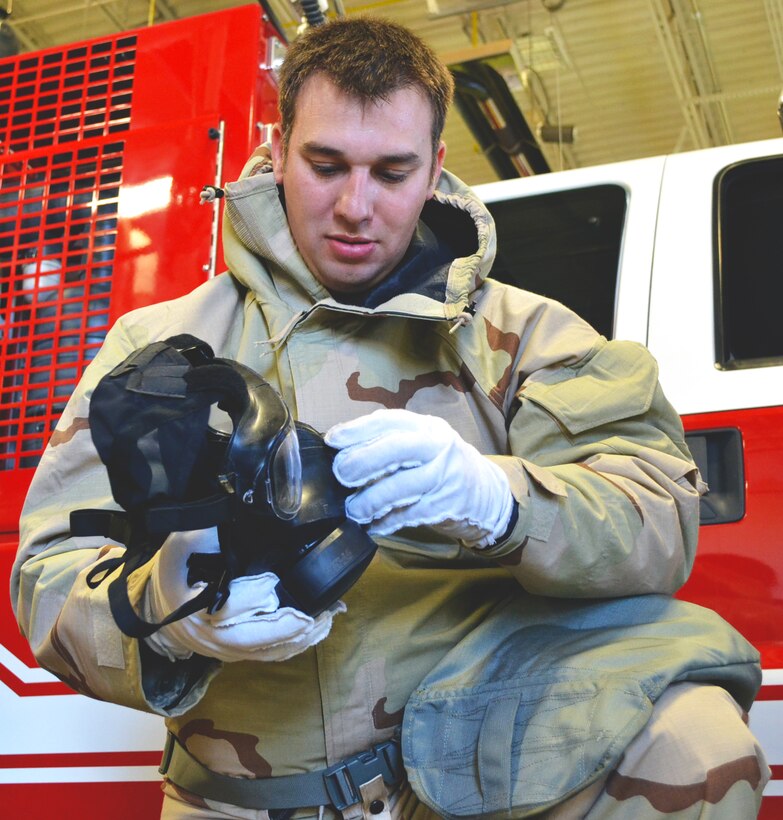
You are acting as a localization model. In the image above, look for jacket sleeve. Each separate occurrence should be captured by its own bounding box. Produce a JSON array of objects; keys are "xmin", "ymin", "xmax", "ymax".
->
[
  {"xmin": 481, "ymin": 337, "xmax": 705, "ymax": 598},
  {"xmin": 10, "ymin": 317, "xmax": 220, "ymax": 716}
]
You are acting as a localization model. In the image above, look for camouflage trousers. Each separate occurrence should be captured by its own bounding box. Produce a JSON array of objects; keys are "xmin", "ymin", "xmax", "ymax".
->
[{"xmin": 160, "ymin": 683, "xmax": 770, "ymax": 820}]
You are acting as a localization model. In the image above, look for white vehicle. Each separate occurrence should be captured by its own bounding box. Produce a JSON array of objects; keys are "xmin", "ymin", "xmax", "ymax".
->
[{"xmin": 476, "ymin": 136, "xmax": 783, "ymax": 811}]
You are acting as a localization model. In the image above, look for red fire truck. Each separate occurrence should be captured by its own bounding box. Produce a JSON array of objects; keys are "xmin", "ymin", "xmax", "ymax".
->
[
  {"xmin": 0, "ymin": 6, "xmax": 280, "ymax": 816},
  {"xmin": 1, "ymin": 5, "xmax": 780, "ymax": 818}
]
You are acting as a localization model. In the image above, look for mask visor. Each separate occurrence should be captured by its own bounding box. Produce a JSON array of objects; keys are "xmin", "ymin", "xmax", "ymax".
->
[{"xmin": 268, "ymin": 422, "xmax": 302, "ymax": 519}]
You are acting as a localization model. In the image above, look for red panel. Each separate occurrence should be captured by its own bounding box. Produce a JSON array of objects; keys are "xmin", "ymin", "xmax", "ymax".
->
[
  {"xmin": 759, "ymin": 770, "xmax": 783, "ymax": 820},
  {"xmin": 129, "ymin": 5, "xmax": 262, "ymax": 146},
  {"xmin": 109, "ymin": 116, "xmax": 219, "ymax": 320},
  {"xmin": 678, "ymin": 406, "xmax": 783, "ymax": 669},
  {"xmin": 758, "ymin": 796, "xmax": 783, "ymax": 820},
  {"xmin": 0, "ymin": 5, "xmax": 277, "ymax": 527},
  {"xmin": 126, "ymin": 4, "xmax": 275, "ymax": 278},
  {"xmin": 756, "ymin": 686, "xmax": 783, "ymax": 701},
  {"xmin": 0, "ymin": 781, "xmax": 163, "ymax": 819}
]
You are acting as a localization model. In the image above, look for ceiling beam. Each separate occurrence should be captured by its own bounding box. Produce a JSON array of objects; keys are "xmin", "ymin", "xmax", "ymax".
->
[
  {"xmin": 9, "ymin": 0, "xmax": 119, "ymax": 26},
  {"xmin": 647, "ymin": 0, "xmax": 733, "ymax": 150},
  {"xmin": 0, "ymin": 0, "xmax": 55, "ymax": 51},
  {"xmin": 763, "ymin": 0, "xmax": 783, "ymax": 82}
]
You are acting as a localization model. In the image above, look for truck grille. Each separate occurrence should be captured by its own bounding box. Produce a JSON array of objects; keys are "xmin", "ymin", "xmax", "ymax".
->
[{"xmin": 0, "ymin": 36, "xmax": 136, "ymax": 470}]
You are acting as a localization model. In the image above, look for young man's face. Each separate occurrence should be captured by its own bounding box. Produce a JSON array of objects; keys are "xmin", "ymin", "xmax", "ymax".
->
[{"xmin": 271, "ymin": 74, "xmax": 446, "ymax": 297}]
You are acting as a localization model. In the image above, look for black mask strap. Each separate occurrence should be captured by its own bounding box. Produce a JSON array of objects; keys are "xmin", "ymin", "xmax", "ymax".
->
[{"xmin": 76, "ymin": 508, "xmax": 233, "ymax": 638}]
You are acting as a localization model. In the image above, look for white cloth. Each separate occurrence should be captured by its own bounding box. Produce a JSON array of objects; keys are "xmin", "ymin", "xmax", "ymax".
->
[
  {"xmin": 326, "ymin": 409, "xmax": 514, "ymax": 549},
  {"xmin": 143, "ymin": 528, "xmax": 344, "ymax": 663}
]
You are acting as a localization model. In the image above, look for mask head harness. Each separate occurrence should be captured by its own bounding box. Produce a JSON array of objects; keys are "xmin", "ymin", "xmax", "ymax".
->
[{"xmin": 73, "ymin": 334, "xmax": 376, "ymax": 638}]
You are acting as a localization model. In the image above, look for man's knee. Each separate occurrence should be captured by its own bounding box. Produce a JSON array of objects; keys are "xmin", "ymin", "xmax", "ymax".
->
[
  {"xmin": 546, "ymin": 682, "xmax": 770, "ymax": 819},
  {"xmin": 604, "ymin": 682, "xmax": 770, "ymax": 816}
]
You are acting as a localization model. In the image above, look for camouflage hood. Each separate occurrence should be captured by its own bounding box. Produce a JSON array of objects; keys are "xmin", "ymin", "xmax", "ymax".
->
[{"xmin": 221, "ymin": 152, "xmax": 497, "ymax": 342}]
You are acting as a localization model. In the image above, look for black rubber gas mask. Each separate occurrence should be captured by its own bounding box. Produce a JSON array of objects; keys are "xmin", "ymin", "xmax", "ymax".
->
[
  {"xmin": 73, "ymin": 334, "xmax": 376, "ymax": 637},
  {"xmin": 207, "ymin": 356, "xmax": 302, "ymax": 521}
]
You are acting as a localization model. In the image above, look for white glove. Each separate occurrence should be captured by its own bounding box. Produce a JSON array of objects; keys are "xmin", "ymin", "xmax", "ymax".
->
[
  {"xmin": 325, "ymin": 409, "xmax": 514, "ymax": 549},
  {"xmin": 143, "ymin": 528, "xmax": 344, "ymax": 663}
]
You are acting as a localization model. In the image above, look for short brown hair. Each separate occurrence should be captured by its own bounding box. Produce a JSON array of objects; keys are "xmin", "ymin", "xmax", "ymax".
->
[{"xmin": 277, "ymin": 17, "xmax": 454, "ymax": 159}]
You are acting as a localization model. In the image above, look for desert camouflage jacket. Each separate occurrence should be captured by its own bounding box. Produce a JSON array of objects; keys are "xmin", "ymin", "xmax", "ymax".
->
[{"xmin": 13, "ymin": 158, "xmax": 717, "ymax": 816}]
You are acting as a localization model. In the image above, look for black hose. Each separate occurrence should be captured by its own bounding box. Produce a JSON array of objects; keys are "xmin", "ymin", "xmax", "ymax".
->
[{"xmin": 300, "ymin": 0, "xmax": 326, "ymax": 27}]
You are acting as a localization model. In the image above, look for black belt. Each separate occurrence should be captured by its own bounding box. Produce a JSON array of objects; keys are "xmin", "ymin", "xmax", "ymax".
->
[{"xmin": 159, "ymin": 731, "xmax": 405, "ymax": 813}]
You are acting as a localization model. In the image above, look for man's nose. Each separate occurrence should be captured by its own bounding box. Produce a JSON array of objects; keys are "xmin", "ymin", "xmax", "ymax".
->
[{"xmin": 335, "ymin": 171, "xmax": 373, "ymax": 224}]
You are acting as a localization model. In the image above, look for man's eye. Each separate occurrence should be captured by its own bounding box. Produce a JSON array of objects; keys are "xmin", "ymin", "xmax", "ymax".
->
[
  {"xmin": 312, "ymin": 164, "xmax": 340, "ymax": 177},
  {"xmin": 377, "ymin": 170, "xmax": 408, "ymax": 184}
]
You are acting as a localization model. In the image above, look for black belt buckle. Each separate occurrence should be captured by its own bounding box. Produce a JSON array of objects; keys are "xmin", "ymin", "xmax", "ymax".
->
[{"xmin": 322, "ymin": 739, "xmax": 403, "ymax": 811}]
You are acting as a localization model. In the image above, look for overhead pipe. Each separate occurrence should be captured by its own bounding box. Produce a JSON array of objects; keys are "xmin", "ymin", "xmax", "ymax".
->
[
  {"xmin": 258, "ymin": 0, "xmax": 290, "ymax": 43},
  {"xmin": 451, "ymin": 61, "xmax": 550, "ymax": 179}
]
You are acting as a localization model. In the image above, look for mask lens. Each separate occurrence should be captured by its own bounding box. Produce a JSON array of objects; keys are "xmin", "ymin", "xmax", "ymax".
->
[{"xmin": 269, "ymin": 423, "xmax": 302, "ymax": 519}]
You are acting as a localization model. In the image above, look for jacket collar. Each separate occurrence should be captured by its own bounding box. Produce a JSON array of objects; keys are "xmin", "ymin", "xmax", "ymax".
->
[{"xmin": 221, "ymin": 157, "xmax": 497, "ymax": 323}]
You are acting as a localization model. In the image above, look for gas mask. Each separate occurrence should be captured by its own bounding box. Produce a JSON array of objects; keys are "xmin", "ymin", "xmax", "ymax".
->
[{"xmin": 72, "ymin": 334, "xmax": 376, "ymax": 637}]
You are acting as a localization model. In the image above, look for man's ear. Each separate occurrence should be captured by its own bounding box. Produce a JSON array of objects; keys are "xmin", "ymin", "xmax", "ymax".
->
[
  {"xmin": 427, "ymin": 140, "xmax": 447, "ymax": 200},
  {"xmin": 271, "ymin": 124, "xmax": 285, "ymax": 184}
]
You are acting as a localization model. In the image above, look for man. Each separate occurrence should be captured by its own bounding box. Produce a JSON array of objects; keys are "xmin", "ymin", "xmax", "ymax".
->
[{"xmin": 12, "ymin": 16, "xmax": 769, "ymax": 820}]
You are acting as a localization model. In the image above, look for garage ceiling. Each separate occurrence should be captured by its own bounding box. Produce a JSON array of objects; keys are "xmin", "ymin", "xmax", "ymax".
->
[{"xmin": 2, "ymin": 0, "xmax": 783, "ymax": 186}]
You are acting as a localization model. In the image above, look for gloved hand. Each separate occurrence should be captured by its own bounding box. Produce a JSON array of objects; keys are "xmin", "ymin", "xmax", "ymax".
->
[
  {"xmin": 325, "ymin": 409, "xmax": 515, "ymax": 549},
  {"xmin": 142, "ymin": 528, "xmax": 344, "ymax": 663}
]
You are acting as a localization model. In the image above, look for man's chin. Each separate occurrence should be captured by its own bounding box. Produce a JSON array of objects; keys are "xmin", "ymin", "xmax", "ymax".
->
[{"xmin": 316, "ymin": 266, "xmax": 389, "ymax": 298}]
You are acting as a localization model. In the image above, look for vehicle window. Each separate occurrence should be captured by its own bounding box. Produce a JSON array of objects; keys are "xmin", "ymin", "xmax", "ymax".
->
[
  {"xmin": 716, "ymin": 156, "xmax": 783, "ymax": 369},
  {"xmin": 485, "ymin": 184, "xmax": 626, "ymax": 339}
]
